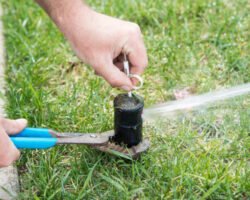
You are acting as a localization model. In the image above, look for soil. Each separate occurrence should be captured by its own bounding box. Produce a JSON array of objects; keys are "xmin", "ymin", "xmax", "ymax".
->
[{"xmin": 114, "ymin": 93, "xmax": 142, "ymax": 110}]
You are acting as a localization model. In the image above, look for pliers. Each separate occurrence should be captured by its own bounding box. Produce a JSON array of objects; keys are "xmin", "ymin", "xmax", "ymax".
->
[{"xmin": 10, "ymin": 128, "xmax": 150, "ymax": 159}]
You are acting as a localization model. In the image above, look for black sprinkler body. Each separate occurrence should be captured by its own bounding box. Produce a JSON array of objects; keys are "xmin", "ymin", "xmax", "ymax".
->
[{"xmin": 111, "ymin": 93, "xmax": 144, "ymax": 147}]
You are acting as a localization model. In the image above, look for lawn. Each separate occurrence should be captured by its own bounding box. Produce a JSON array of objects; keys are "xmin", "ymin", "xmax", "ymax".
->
[{"xmin": 2, "ymin": 0, "xmax": 250, "ymax": 199}]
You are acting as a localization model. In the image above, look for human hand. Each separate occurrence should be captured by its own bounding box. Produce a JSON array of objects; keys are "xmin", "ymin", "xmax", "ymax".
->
[
  {"xmin": 64, "ymin": 10, "xmax": 148, "ymax": 91},
  {"xmin": 0, "ymin": 118, "xmax": 27, "ymax": 167},
  {"xmin": 37, "ymin": 0, "xmax": 148, "ymax": 91}
]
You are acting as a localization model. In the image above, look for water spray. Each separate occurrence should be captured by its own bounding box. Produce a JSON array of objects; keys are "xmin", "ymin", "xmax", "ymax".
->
[{"xmin": 144, "ymin": 83, "xmax": 250, "ymax": 120}]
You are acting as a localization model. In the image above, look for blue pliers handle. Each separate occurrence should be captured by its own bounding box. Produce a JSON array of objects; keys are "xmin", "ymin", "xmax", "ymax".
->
[
  {"xmin": 10, "ymin": 128, "xmax": 113, "ymax": 149},
  {"xmin": 10, "ymin": 128, "xmax": 57, "ymax": 149}
]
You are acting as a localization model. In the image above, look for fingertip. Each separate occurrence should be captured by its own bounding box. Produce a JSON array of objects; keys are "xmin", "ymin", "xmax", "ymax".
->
[
  {"xmin": 121, "ymin": 85, "xmax": 133, "ymax": 91},
  {"xmin": 16, "ymin": 118, "xmax": 28, "ymax": 128},
  {"xmin": 102, "ymin": 63, "xmax": 134, "ymax": 89}
]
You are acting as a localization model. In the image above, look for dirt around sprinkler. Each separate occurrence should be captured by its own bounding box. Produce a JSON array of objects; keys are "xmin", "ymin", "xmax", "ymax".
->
[{"xmin": 114, "ymin": 93, "xmax": 143, "ymax": 110}]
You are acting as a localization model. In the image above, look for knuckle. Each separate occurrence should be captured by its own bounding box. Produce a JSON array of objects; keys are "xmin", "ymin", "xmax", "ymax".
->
[
  {"xmin": 129, "ymin": 23, "xmax": 141, "ymax": 35},
  {"xmin": 133, "ymin": 23, "xmax": 141, "ymax": 33}
]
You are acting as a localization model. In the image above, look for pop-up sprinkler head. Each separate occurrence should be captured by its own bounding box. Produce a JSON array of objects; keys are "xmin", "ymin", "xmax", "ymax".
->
[{"xmin": 111, "ymin": 93, "xmax": 144, "ymax": 147}]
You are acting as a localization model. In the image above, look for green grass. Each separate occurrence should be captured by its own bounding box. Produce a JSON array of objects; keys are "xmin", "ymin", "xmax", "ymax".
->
[{"xmin": 1, "ymin": 0, "xmax": 250, "ymax": 199}]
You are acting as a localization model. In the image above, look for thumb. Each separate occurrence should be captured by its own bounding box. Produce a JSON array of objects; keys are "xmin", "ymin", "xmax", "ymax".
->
[
  {"xmin": 97, "ymin": 61, "xmax": 133, "ymax": 91},
  {"xmin": 0, "ymin": 118, "xmax": 28, "ymax": 135}
]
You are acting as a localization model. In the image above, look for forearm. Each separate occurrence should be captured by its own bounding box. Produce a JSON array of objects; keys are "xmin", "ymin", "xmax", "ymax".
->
[{"xmin": 36, "ymin": 0, "xmax": 92, "ymax": 39}]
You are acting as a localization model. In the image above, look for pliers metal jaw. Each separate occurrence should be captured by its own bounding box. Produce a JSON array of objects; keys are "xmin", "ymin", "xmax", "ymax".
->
[{"xmin": 10, "ymin": 128, "xmax": 150, "ymax": 159}]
